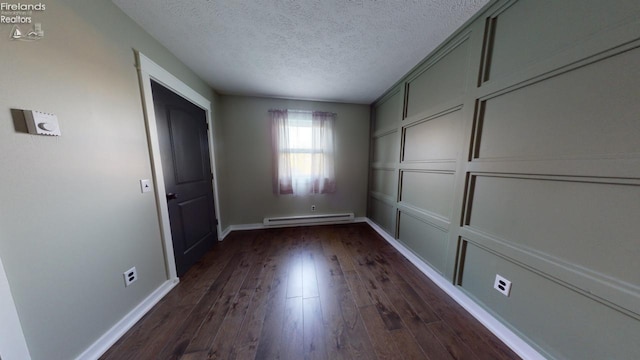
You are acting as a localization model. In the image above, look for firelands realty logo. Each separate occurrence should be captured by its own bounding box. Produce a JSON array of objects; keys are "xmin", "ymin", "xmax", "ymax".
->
[{"xmin": 1, "ymin": 2, "xmax": 46, "ymax": 40}]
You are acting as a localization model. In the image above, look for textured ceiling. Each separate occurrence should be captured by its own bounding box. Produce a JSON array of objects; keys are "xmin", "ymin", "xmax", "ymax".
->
[{"xmin": 112, "ymin": 0, "xmax": 490, "ymax": 104}]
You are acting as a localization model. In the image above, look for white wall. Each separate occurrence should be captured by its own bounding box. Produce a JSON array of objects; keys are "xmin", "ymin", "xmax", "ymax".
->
[{"xmin": 0, "ymin": 1, "xmax": 217, "ymax": 359}]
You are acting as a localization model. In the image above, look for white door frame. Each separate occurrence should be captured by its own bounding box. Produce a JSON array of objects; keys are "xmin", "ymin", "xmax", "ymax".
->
[
  {"xmin": 135, "ymin": 51, "xmax": 223, "ymax": 281},
  {"xmin": 0, "ymin": 254, "xmax": 32, "ymax": 359}
]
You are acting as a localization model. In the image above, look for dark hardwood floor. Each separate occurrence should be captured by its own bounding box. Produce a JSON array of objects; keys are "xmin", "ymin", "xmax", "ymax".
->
[{"xmin": 101, "ymin": 223, "xmax": 520, "ymax": 360}]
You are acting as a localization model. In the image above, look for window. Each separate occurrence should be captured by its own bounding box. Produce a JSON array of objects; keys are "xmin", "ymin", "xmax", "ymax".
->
[{"xmin": 270, "ymin": 109, "xmax": 336, "ymax": 195}]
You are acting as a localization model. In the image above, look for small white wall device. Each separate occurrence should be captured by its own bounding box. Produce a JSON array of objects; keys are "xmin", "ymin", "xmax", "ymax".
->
[{"xmin": 23, "ymin": 110, "xmax": 61, "ymax": 136}]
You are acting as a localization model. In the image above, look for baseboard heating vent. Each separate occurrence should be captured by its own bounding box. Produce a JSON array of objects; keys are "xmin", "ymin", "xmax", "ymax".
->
[{"xmin": 263, "ymin": 213, "xmax": 354, "ymax": 226}]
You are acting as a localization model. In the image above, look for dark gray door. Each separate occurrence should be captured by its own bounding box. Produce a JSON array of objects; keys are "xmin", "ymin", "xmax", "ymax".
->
[{"xmin": 151, "ymin": 80, "xmax": 217, "ymax": 276}]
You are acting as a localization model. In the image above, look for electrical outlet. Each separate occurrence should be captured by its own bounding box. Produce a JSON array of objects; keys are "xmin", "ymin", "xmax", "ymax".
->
[
  {"xmin": 493, "ymin": 274, "xmax": 512, "ymax": 297},
  {"xmin": 124, "ymin": 267, "xmax": 137, "ymax": 287},
  {"xmin": 311, "ymin": 205, "xmax": 316, "ymax": 212}
]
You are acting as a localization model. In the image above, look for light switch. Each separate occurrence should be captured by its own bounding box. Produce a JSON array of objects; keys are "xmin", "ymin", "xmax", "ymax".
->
[{"xmin": 140, "ymin": 179, "xmax": 152, "ymax": 193}]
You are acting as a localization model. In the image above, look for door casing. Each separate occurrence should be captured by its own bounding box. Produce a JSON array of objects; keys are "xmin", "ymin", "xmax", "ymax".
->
[
  {"xmin": 136, "ymin": 51, "xmax": 223, "ymax": 281},
  {"xmin": 0, "ymin": 254, "xmax": 32, "ymax": 359}
]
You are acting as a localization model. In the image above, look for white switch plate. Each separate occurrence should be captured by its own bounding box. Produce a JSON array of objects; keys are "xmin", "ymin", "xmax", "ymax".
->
[{"xmin": 140, "ymin": 179, "xmax": 152, "ymax": 193}]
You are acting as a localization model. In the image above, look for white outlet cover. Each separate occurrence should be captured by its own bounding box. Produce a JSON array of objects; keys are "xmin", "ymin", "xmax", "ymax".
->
[
  {"xmin": 124, "ymin": 267, "xmax": 137, "ymax": 287},
  {"xmin": 494, "ymin": 274, "xmax": 512, "ymax": 297}
]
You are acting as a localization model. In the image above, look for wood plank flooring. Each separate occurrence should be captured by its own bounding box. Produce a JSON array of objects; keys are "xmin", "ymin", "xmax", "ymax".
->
[{"xmin": 101, "ymin": 223, "xmax": 520, "ymax": 360}]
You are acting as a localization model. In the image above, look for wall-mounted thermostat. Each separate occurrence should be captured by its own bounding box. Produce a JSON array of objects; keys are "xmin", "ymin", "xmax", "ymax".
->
[{"xmin": 23, "ymin": 110, "xmax": 61, "ymax": 136}]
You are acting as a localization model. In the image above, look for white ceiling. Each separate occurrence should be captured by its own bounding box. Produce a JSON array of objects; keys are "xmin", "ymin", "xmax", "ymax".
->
[{"xmin": 112, "ymin": 0, "xmax": 490, "ymax": 104}]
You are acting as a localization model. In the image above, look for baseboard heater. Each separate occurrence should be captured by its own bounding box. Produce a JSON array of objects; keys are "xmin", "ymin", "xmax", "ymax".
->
[{"xmin": 263, "ymin": 213, "xmax": 355, "ymax": 226}]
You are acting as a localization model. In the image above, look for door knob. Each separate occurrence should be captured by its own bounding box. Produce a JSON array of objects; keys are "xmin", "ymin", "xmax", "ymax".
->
[{"xmin": 166, "ymin": 192, "xmax": 178, "ymax": 201}]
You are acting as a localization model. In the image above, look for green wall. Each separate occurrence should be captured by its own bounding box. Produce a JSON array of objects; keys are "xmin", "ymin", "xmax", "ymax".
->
[
  {"xmin": 368, "ymin": 0, "xmax": 640, "ymax": 358},
  {"xmin": 218, "ymin": 95, "xmax": 370, "ymax": 229},
  {"xmin": 0, "ymin": 1, "xmax": 218, "ymax": 359},
  {"xmin": 4, "ymin": 1, "xmax": 639, "ymax": 359}
]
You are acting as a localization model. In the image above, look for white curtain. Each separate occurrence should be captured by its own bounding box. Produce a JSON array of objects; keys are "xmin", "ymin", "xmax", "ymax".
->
[
  {"xmin": 270, "ymin": 110, "xmax": 336, "ymax": 195},
  {"xmin": 271, "ymin": 109, "xmax": 293, "ymax": 194},
  {"xmin": 311, "ymin": 111, "xmax": 336, "ymax": 194}
]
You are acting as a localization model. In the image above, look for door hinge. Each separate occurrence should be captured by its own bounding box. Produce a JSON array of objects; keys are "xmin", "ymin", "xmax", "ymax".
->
[{"xmin": 215, "ymin": 218, "xmax": 219, "ymax": 226}]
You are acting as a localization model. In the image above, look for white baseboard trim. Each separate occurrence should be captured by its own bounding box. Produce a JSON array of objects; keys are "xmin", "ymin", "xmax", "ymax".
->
[
  {"xmin": 364, "ymin": 219, "xmax": 546, "ymax": 360},
  {"xmin": 220, "ymin": 226, "xmax": 232, "ymax": 239},
  {"xmin": 75, "ymin": 278, "xmax": 179, "ymax": 360},
  {"xmin": 221, "ymin": 223, "xmax": 263, "ymax": 240},
  {"xmin": 220, "ymin": 217, "xmax": 367, "ymax": 240}
]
